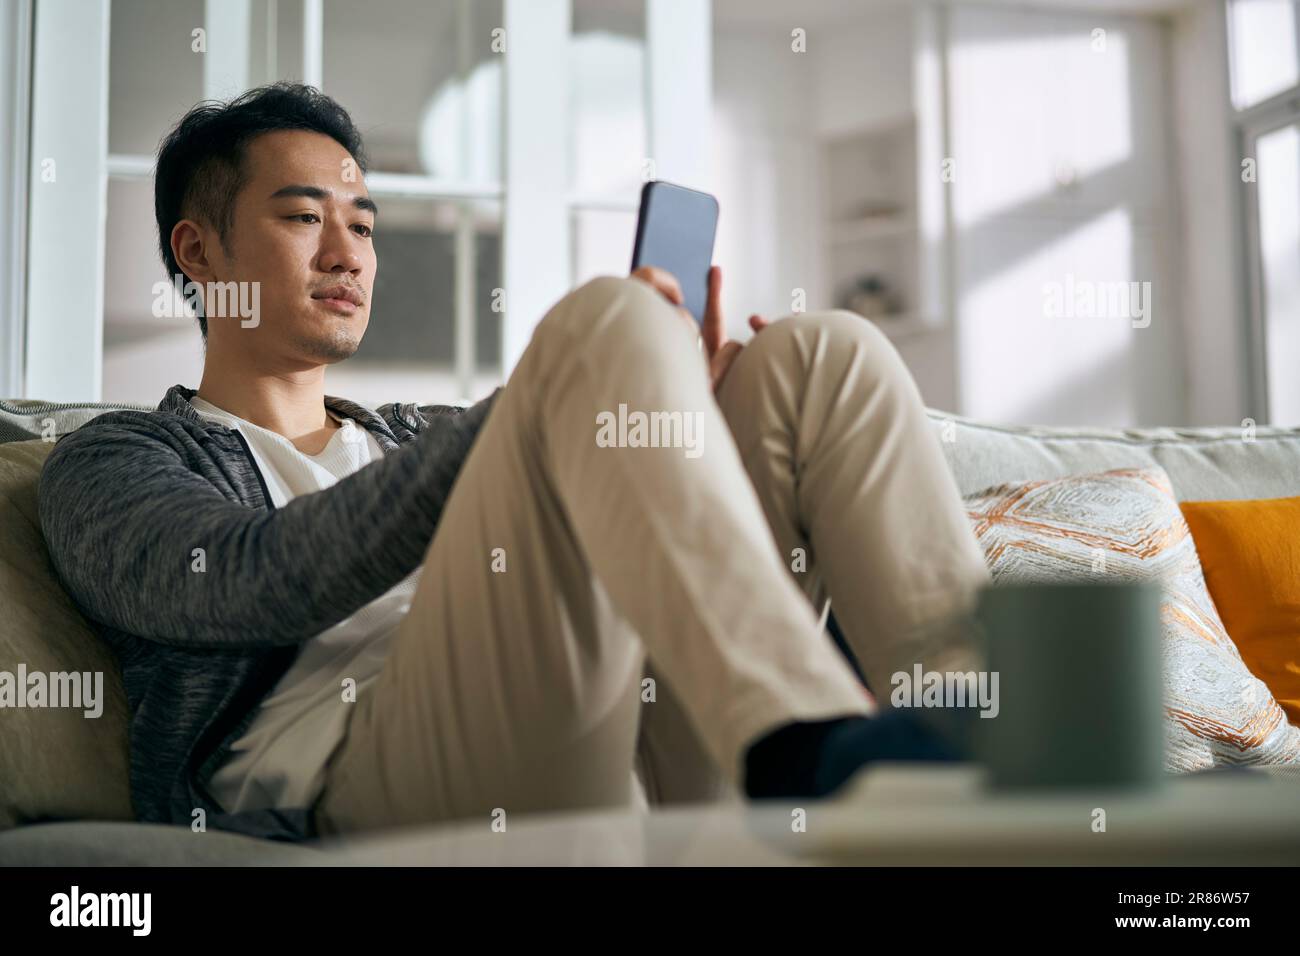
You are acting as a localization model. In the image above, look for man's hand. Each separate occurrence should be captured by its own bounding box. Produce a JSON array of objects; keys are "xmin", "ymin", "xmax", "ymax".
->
[{"xmin": 630, "ymin": 264, "xmax": 768, "ymax": 393}]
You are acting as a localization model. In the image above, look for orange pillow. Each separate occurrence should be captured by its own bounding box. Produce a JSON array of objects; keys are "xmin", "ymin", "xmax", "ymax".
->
[{"xmin": 1180, "ymin": 496, "xmax": 1300, "ymax": 723}]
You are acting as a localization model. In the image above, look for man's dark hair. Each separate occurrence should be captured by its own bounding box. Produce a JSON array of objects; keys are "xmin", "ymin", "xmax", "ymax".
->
[{"xmin": 154, "ymin": 82, "xmax": 369, "ymax": 340}]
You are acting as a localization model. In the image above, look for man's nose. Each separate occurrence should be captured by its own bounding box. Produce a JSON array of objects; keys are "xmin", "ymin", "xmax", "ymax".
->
[{"xmin": 317, "ymin": 225, "xmax": 364, "ymax": 274}]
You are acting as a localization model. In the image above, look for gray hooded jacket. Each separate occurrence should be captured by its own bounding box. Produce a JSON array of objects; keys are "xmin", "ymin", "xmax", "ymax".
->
[{"xmin": 37, "ymin": 382, "xmax": 498, "ymax": 842}]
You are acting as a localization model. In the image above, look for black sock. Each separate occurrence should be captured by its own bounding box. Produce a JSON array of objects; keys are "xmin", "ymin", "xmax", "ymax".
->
[
  {"xmin": 743, "ymin": 717, "xmax": 845, "ymax": 800},
  {"xmin": 743, "ymin": 710, "xmax": 964, "ymax": 800}
]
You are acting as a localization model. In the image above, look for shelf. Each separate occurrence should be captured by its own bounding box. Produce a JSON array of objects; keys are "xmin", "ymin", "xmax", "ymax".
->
[
  {"xmin": 850, "ymin": 312, "xmax": 945, "ymax": 340},
  {"xmin": 827, "ymin": 217, "xmax": 916, "ymax": 245},
  {"xmin": 820, "ymin": 108, "xmax": 928, "ymax": 339},
  {"xmin": 819, "ymin": 114, "xmax": 917, "ymax": 146}
]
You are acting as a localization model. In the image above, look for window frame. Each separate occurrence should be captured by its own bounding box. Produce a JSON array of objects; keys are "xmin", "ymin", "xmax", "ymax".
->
[
  {"xmin": 1230, "ymin": 1, "xmax": 1300, "ymax": 422},
  {"xmin": 21, "ymin": 0, "xmax": 711, "ymax": 403},
  {"xmin": 1238, "ymin": 95, "xmax": 1300, "ymax": 422},
  {"xmin": 0, "ymin": 0, "xmax": 33, "ymax": 398}
]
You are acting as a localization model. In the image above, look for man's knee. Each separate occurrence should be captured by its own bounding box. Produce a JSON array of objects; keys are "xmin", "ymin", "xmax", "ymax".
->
[
  {"xmin": 534, "ymin": 275, "xmax": 668, "ymax": 344},
  {"xmin": 527, "ymin": 274, "xmax": 698, "ymax": 379},
  {"xmin": 746, "ymin": 310, "xmax": 914, "ymax": 393}
]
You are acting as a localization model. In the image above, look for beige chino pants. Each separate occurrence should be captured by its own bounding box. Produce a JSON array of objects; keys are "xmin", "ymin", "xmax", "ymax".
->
[{"xmin": 312, "ymin": 276, "xmax": 988, "ymax": 836}]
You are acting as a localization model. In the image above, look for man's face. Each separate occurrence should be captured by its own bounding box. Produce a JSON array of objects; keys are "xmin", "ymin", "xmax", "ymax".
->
[{"xmin": 207, "ymin": 129, "xmax": 377, "ymax": 364}]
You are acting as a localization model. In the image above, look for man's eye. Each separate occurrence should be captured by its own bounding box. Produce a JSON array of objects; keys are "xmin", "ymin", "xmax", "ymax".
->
[
  {"xmin": 353, "ymin": 224, "xmax": 373, "ymax": 238},
  {"xmin": 292, "ymin": 213, "xmax": 320, "ymax": 223}
]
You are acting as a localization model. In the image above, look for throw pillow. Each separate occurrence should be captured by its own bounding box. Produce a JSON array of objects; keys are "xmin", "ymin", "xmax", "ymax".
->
[
  {"xmin": 1180, "ymin": 495, "xmax": 1300, "ymax": 723},
  {"xmin": 0, "ymin": 439, "xmax": 133, "ymax": 828},
  {"xmin": 965, "ymin": 467, "xmax": 1300, "ymax": 771}
]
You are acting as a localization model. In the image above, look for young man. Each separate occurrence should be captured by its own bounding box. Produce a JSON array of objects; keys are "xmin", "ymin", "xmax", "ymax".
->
[{"xmin": 38, "ymin": 83, "xmax": 989, "ymax": 842}]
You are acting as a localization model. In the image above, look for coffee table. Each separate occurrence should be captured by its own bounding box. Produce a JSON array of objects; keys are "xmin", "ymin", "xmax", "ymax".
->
[{"xmin": 318, "ymin": 764, "xmax": 1300, "ymax": 866}]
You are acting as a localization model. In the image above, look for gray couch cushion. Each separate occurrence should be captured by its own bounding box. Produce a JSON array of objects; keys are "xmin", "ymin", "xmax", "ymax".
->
[
  {"xmin": 927, "ymin": 411, "xmax": 1300, "ymax": 501},
  {"xmin": 0, "ymin": 398, "xmax": 152, "ymax": 445},
  {"xmin": 0, "ymin": 821, "xmax": 326, "ymax": 865}
]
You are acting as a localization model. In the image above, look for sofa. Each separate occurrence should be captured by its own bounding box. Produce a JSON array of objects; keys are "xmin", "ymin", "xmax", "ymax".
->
[{"xmin": 2, "ymin": 395, "xmax": 1299, "ymax": 866}]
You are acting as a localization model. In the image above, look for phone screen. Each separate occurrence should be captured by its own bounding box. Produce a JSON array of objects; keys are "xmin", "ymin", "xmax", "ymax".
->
[{"xmin": 630, "ymin": 181, "xmax": 719, "ymax": 324}]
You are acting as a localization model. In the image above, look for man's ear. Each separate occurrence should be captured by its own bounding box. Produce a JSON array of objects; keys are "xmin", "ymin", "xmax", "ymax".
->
[{"xmin": 171, "ymin": 219, "xmax": 219, "ymax": 284}]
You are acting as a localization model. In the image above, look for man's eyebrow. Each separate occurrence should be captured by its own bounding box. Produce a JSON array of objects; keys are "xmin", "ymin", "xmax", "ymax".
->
[{"xmin": 269, "ymin": 184, "xmax": 378, "ymax": 216}]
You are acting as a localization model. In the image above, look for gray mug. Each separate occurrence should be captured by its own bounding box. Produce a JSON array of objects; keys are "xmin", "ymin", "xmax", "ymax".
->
[{"xmin": 972, "ymin": 581, "xmax": 1165, "ymax": 790}]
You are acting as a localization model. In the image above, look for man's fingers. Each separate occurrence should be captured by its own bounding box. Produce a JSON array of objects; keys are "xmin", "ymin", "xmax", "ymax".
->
[
  {"xmin": 703, "ymin": 265, "xmax": 725, "ymax": 354},
  {"xmin": 630, "ymin": 265, "xmax": 684, "ymax": 306},
  {"xmin": 748, "ymin": 314, "xmax": 769, "ymax": 333},
  {"xmin": 710, "ymin": 340, "xmax": 745, "ymax": 393}
]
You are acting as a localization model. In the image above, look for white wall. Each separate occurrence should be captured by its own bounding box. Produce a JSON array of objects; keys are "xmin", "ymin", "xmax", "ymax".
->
[
  {"xmin": 946, "ymin": 4, "xmax": 1186, "ymax": 427},
  {"xmin": 930, "ymin": 0, "xmax": 1247, "ymax": 427},
  {"xmin": 712, "ymin": 1, "xmax": 1238, "ymax": 427},
  {"xmin": 1170, "ymin": 0, "xmax": 1251, "ymax": 426},
  {"xmin": 811, "ymin": 6, "xmax": 959, "ymax": 412},
  {"xmin": 813, "ymin": 5, "xmax": 915, "ymax": 137},
  {"xmin": 711, "ymin": 26, "xmax": 825, "ymax": 338},
  {"xmin": 710, "ymin": 5, "xmax": 964, "ymax": 410}
]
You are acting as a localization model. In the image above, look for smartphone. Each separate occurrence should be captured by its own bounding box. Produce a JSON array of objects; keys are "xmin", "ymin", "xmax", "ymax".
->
[{"xmin": 630, "ymin": 180, "xmax": 719, "ymax": 325}]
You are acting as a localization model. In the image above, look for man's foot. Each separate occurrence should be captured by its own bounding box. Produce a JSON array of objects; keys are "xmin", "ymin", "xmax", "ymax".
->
[{"xmin": 743, "ymin": 710, "xmax": 966, "ymax": 800}]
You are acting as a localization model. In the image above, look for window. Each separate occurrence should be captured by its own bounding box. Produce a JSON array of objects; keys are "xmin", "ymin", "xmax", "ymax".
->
[
  {"xmin": 1228, "ymin": 0, "xmax": 1300, "ymax": 110},
  {"xmin": 1232, "ymin": 0, "xmax": 1300, "ymax": 422},
  {"xmin": 1245, "ymin": 119, "xmax": 1300, "ymax": 423},
  {"xmin": 102, "ymin": 0, "xmax": 503, "ymax": 406},
  {"xmin": 22, "ymin": 0, "xmax": 711, "ymax": 404}
]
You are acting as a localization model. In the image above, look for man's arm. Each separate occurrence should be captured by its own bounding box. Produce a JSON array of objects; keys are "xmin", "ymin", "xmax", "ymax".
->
[{"xmin": 38, "ymin": 391, "xmax": 497, "ymax": 650}]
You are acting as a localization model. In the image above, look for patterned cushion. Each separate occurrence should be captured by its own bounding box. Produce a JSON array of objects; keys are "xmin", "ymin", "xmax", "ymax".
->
[{"xmin": 965, "ymin": 467, "xmax": 1300, "ymax": 770}]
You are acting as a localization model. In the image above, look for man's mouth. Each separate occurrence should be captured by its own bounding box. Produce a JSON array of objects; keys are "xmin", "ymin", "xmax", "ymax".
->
[{"xmin": 311, "ymin": 285, "xmax": 364, "ymax": 315}]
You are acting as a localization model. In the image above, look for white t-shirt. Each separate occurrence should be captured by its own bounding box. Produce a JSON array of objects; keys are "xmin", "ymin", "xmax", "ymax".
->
[{"xmin": 191, "ymin": 395, "xmax": 421, "ymax": 814}]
